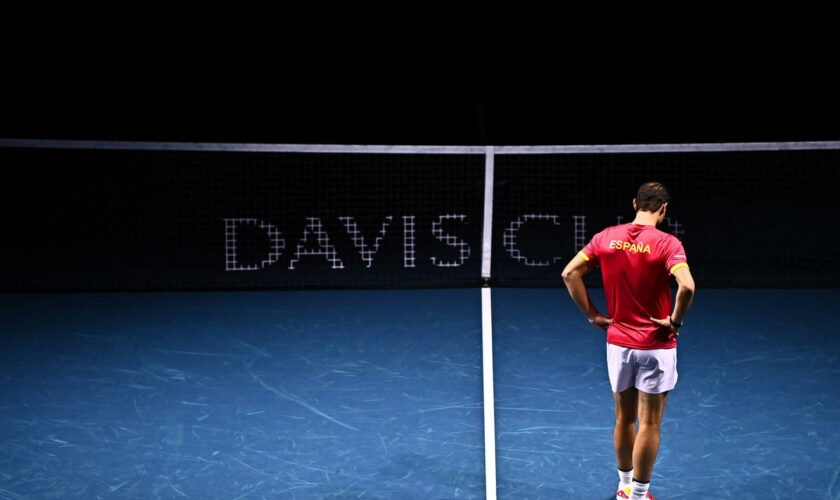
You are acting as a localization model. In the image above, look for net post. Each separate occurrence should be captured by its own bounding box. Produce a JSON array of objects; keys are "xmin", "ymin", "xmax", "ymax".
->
[{"xmin": 481, "ymin": 146, "xmax": 497, "ymax": 500}]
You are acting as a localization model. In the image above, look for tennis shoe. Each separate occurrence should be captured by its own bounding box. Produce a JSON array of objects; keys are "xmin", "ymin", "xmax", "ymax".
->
[
  {"xmin": 616, "ymin": 484, "xmax": 631, "ymax": 499},
  {"xmin": 616, "ymin": 484, "xmax": 655, "ymax": 499}
]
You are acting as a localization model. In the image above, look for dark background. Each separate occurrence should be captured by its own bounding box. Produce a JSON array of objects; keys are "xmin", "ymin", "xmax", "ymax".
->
[{"xmin": 2, "ymin": 7, "xmax": 839, "ymax": 146}]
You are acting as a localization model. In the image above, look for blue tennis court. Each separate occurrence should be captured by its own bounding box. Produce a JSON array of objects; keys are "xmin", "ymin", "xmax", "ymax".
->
[
  {"xmin": 492, "ymin": 288, "xmax": 840, "ymax": 499},
  {"xmin": 2, "ymin": 288, "xmax": 838, "ymax": 498}
]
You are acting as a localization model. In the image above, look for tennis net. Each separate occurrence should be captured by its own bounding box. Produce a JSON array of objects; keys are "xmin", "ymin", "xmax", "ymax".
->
[{"xmin": 1, "ymin": 140, "xmax": 838, "ymax": 290}]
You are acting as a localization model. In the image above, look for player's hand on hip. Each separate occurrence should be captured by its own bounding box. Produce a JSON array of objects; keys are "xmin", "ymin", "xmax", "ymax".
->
[
  {"xmin": 650, "ymin": 316, "xmax": 680, "ymax": 337},
  {"xmin": 588, "ymin": 314, "xmax": 613, "ymax": 331}
]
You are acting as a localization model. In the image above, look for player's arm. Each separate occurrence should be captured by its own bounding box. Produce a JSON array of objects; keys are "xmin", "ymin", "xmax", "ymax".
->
[
  {"xmin": 669, "ymin": 265, "xmax": 695, "ymax": 326},
  {"xmin": 561, "ymin": 253, "xmax": 613, "ymax": 330},
  {"xmin": 650, "ymin": 265, "xmax": 695, "ymax": 332}
]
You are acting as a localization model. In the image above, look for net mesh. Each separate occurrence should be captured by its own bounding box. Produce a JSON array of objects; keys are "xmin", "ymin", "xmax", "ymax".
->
[
  {"xmin": 1, "ymin": 148, "xmax": 485, "ymax": 289},
  {"xmin": 492, "ymin": 150, "xmax": 840, "ymax": 287},
  {"xmin": 2, "ymin": 145, "xmax": 838, "ymax": 289}
]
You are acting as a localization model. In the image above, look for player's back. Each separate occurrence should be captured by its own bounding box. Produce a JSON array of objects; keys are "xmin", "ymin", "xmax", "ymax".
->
[{"xmin": 581, "ymin": 223, "xmax": 687, "ymax": 349}]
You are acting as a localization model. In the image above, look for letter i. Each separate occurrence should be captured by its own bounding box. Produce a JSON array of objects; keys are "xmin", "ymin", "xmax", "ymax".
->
[
  {"xmin": 403, "ymin": 215, "xmax": 416, "ymax": 268},
  {"xmin": 573, "ymin": 215, "xmax": 587, "ymax": 252}
]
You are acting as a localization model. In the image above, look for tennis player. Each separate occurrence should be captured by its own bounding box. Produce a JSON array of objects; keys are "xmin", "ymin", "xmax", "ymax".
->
[{"xmin": 561, "ymin": 182, "xmax": 695, "ymax": 500}]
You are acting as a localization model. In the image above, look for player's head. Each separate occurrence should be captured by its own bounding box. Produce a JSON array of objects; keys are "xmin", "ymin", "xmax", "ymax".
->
[{"xmin": 633, "ymin": 182, "xmax": 670, "ymax": 224}]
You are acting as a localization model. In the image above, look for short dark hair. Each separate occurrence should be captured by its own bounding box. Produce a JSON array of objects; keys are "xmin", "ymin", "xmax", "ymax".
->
[{"xmin": 635, "ymin": 182, "xmax": 671, "ymax": 212}]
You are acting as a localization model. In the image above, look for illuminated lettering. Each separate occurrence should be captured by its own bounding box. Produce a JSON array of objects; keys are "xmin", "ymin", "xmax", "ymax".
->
[
  {"xmin": 224, "ymin": 213, "xmax": 669, "ymax": 272},
  {"xmin": 573, "ymin": 215, "xmax": 586, "ymax": 252},
  {"xmin": 665, "ymin": 218, "xmax": 685, "ymax": 239},
  {"xmin": 504, "ymin": 214, "xmax": 564, "ymax": 266},
  {"xmin": 224, "ymin": 218, "xmax": 285, "ymax": 271},
  {"xmin": 431, "ymin": 214, "xmax": 470, "ymax": 267},
  {"xmin": 403, "ymin": 215, "xmax": 416, "ymax": 268},
  {"xmin": 288, "ymin": 217, "xmax": 345, "ymax": 270},
  {"xmin": 339, "ymin": 216, "xmax": 393, "ymax": 268}
]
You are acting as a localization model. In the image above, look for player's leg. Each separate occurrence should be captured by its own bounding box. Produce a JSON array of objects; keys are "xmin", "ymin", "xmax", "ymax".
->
[
  {"xmin": 607, "ymin": 344, "xmax": 638, "ymax": 498},
  {"xmin": 613, "ymin": 386, "xmax": 638, "ymax": 471},
  {"xmin": 633, "ymin": 390, "xmax": 668, "ymax": 482},
  {"xmin": 630, "ymin": 347, "xmax": 676, "ymax": 498}
]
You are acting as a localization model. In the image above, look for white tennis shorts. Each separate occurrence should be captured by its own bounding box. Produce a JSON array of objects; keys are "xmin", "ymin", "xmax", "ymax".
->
[{"xmin": 606, "ymin": 343, "xmax": 678, "ymax": 394}]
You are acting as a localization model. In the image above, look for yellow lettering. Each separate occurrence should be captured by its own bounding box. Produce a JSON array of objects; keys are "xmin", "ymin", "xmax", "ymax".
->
[{"xmin": 610, "ymin": 240, "xmax": 653, "ymax": 254}]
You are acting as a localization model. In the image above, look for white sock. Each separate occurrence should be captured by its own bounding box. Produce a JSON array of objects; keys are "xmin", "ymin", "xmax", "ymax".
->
[
  {"xmin": 631, "ymin": 479, "xmax": 650, "ymax": 499},
  {"xmin": 618, "ymin": 468, "xmax": 633, "ymax": 486}
]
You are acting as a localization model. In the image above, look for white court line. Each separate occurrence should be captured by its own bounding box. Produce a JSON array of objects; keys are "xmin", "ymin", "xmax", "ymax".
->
[{"xmin": 481, "ymin": 287, "xmax": 497, "ymax": 500}]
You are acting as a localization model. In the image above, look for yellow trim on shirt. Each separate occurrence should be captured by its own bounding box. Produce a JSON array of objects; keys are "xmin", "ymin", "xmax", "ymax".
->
[
  {"xmin": 578, "ymin": 251, "xmax": 590, "ymax": 262},
  {"xmin": 669, "ymin": 262, "xmax": 689, "ymax": 274}
]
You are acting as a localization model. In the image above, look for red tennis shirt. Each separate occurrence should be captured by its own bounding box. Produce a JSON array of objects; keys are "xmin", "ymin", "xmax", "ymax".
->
[{"xmin": 579, "ymin": 223, "xmax": 688, "ymax": 349}]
